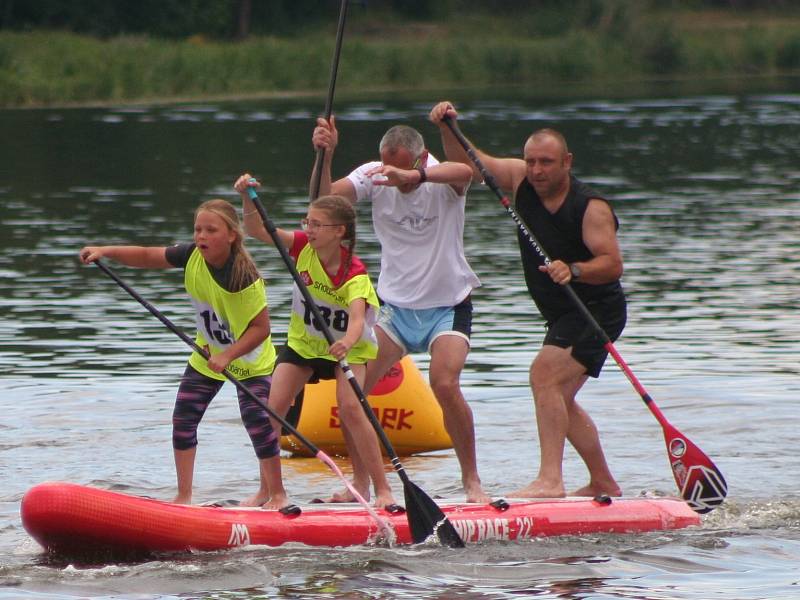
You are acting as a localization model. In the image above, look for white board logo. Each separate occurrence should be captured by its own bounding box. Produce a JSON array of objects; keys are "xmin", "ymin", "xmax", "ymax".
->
[
  {"xmin": 682, "ymin": 465, "xmax": 728, "ymax": 514},
  {"xmin": 451, "ymin": 518, "xmax": 513, "ymax": 542},
  {"xmin": 228, "ymin": 523, "xmax": 250, "ymax": 547}
]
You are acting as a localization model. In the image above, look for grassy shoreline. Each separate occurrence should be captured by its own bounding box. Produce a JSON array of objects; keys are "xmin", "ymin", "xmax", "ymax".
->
[
  {"xmin": 3, "ymin": 9, "xmax": 800, "ymax": 108},
  {"xmin": 10, "ymin": 73, "xmax": 799, "ymax": 113}
]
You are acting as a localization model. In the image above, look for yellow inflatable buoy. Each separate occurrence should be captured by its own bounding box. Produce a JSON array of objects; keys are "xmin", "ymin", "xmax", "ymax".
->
[{"xmin": 280, "ymin": 356, "xmax": 452, "ymax": 457}]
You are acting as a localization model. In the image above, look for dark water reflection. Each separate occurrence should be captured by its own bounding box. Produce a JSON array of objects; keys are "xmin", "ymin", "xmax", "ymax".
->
[
  {"xmin": 2, "ymin": 91, "xmax": 800, "ymax": 599},
  {"xmin": 3, "ymin": 94, "xmax": 799, "ymax": 381}
]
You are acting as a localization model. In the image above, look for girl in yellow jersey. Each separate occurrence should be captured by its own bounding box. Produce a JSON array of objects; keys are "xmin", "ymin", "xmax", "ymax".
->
[
  {"xmin": 235, "ymin": 174, "xmax": 398, "ymax": 511},
  {"xmin": 79, "ymin": 199, "xmax": 280, "ymax": 508}
]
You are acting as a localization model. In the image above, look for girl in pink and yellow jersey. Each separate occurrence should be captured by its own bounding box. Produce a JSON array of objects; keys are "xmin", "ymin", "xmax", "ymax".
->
[{"xmin": 235, "ymin": 174, "xmax": 397, "ymax": 511}]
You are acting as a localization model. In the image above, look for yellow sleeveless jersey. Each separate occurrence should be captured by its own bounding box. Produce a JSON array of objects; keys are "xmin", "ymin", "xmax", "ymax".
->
[
  {"xmin": 184, "ymin": 248, "xmax": 276, "ymax": 380},
  {"xmin": 287, "ymin": 234, "xmax": 378, "ymax": 364}
]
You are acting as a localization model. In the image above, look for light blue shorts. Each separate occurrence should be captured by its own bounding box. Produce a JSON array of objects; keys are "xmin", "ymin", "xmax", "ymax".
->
[{"xmin": 377, "ymin": 297, "xmax": 473, "ymax": 355}]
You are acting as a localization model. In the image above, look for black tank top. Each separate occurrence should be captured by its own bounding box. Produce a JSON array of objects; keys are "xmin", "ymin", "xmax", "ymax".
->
[{"xmin": 514, "ymin": 176, "xmax": 623, "ymax": 323}]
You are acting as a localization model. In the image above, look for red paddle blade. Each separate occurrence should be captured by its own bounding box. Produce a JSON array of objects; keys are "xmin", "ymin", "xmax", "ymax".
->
[{"xmin": 662, "ymin": 423, "xmax": 727, "ymax": 514}]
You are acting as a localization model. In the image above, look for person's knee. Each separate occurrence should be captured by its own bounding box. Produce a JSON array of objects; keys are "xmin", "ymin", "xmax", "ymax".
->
[
  {"xmin": 530, "ymin": 359, "xmax": 569, "ymax": 401},
  {"xmin": 364, "ymin": 354, "xmax": 397, "ymax": 393},
  {"xmin": 530, "ymin": 348, "xmax": 581, "ymax": 390},
  {"xmin": 172, "ymin": 405, "xmax": 202, "ymax": 447},
  {"xmin": 431, "ymin": 374, "xmax": 461, "ymax": 404},
  {"xmin": 172, "ymin": 425, "xmax": 198, "ymax": 450},
  {"xmin": 530, "ymin": 357, "xmax": 553, "ymax": 388},
  {"xmin": 268, "ymin": 393, "xmax": 295, "ymax": 417},
  {"xmin": 337, "ymin": 401, "xmax": 366, "ymax": 427}
]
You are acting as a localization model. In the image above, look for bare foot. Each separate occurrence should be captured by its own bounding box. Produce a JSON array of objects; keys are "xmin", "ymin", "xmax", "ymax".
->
[
  {"xmin": 374, "ymin": 490, "xmax": 398, "ymax": 510},
  {"xmin": 172, "ymin": 493, "xmax": 192, "ymax": 505},
  {"xmin": 239, "ymin": 491, "xmax": 269, "ymax": 507},
  {"xmin": 507, "ymin": 479, "xmax": 566, "ymax": 499},
  {"xmin": 464, "ymin": 481, "xmax": 492, "ymax": 504},
  {"xmin": 261, "ymin": 493, "xmax": 291, "ymax": 511},
  {"xmin": 321, "ymin": 486, "xmax": 371, "ymax": 503},
  {"xmin": 570, "ymin": 483, "xmax": 622, "ymax": 497}
]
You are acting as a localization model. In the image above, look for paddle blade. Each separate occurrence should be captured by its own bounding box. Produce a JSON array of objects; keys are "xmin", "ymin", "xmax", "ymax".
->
[
  {"xmin": 403, "ymin": 482, "xmax": 464, "ymax": 548},
  {"xmin": 662, "ymin": 423, "xmax": 727, "ymax": 514}
]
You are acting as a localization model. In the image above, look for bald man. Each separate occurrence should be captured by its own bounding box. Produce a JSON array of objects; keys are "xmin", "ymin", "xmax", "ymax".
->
[{"xmin": 431, "ymin": 101, "xmax": 627, "ymax": 500}]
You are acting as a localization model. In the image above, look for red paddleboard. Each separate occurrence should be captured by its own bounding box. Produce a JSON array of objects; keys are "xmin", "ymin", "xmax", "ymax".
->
[{"xmin": 21, "ymin": 482, "xmax": 700, "ymax": 559}]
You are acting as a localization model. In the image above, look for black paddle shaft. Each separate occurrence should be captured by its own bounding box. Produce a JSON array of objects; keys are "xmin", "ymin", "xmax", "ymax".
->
[
  {"xmin": 246, "ymin": 189, "xmax": 406, "ymax": 464},
  {"xmin": 246, "ymin": 188, "xmax": 464, "ymax": 547},
  {"xmin": 310, "ymin": 0, "xmax": 349, "ymax": 200},
  {"xmin": 93, "ymin": 260, "xmax": 323, "ymax": 457},
  {"xmin": 441, "ymin": 118, "xmax": 604, "ymax": 336}
]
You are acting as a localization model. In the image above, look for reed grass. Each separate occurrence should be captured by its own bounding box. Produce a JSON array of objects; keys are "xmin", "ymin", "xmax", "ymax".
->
[{"xmin": 2, "ymin": 9, "xmax": 800, "ymax": 108}]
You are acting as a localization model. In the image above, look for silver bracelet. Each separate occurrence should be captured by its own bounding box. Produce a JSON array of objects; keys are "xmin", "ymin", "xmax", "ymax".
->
[{"xmin": 243, "ymin": 209, "xmax": 258, "ymax": 216}]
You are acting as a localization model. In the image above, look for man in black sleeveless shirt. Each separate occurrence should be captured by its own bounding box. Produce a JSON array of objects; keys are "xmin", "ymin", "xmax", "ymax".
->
[{"xmin": 431, "ymin": 101, "xmax": 626, "ymax": 499}]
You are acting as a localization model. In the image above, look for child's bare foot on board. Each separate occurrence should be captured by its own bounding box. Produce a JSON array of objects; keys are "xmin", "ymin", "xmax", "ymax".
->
[{"xmin": 374, "ymin": 490, "xmax": 398, "ymax": 511}]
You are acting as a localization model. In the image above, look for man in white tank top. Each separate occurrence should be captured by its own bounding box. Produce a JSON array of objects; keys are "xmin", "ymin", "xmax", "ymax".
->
[{"xmin": 311, "ymin": 115, "xmax": 490, "ymax": 504}]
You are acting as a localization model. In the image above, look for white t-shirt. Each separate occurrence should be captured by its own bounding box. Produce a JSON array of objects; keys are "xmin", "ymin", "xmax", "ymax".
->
[{"xmin": 347, "ymin": 155, "xmax": 480, "ymax": 309}]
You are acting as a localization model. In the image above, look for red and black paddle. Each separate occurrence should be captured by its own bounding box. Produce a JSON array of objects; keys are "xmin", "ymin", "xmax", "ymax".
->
[{"xmin": 442, "ymin": 116, "xmax": 727, "ymax": 514}]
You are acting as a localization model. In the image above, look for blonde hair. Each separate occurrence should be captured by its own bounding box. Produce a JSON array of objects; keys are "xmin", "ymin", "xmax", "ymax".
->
[
  {"xmin": 195, "ymin": 199, "xmax": 260, "ymax": 292},
  {"xmin": 310, "ymin": 195, "xmax": 357, "ymax": 280}
]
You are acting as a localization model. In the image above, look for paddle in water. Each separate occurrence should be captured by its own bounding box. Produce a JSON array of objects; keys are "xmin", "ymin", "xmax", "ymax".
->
[
  {"xmin": 91, "ymin": 260, "xmax": 394, "ymax": 540},
  {"xmin": 442, "ymin": 116, "xmax": 727, "ymax": 514},
  {"xmin": 246, "ymin": 185, "xmax": 464, "ymax": 547}
]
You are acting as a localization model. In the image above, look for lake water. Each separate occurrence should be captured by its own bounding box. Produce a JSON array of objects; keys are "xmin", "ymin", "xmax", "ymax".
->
[{"xmin": 2, "ymin": 87, "xmax": 800, "ymax": 599}]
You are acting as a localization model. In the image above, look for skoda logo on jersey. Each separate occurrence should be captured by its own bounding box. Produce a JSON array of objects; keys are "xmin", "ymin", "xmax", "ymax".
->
[{"xmin": 300, "ymin": 270, "xmax": 313, "ymax": 287}]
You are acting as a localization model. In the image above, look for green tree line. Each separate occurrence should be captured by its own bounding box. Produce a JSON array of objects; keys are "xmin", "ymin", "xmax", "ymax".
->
[
  {"xmin": 2, "ymin": 1, "xmax": 799, "ymax": 107},
  {"xmin": 1, "ymin": 0, "xmax": 796, "ymax": 39}
]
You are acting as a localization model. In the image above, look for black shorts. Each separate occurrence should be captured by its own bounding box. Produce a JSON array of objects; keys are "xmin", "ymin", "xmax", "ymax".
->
[
  {"xmin": 543, "ymin": 293, "xmax": 627, "ymax": 378},
  {"xmin": 275, "ymin": 345, "xmax": 338, "ymax": 384}
]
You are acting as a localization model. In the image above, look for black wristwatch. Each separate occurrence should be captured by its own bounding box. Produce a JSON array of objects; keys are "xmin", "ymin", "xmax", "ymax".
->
[{"xmin": 569, "ymin": 263, "xmax": 581, "ymax": 280}]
